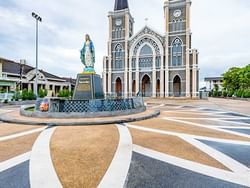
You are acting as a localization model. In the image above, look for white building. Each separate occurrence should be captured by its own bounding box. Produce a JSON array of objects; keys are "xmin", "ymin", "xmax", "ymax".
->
[
  {"xmin": 103, "ymin": 0, "xmax": 199, "ymax": 98},
  {"xmin": 0, "ymin": 57, "xmax": 75, "ymax": 97},
  {"xmin": 204, "ymin": 77, "xmax": 223, "ymax": 92}
]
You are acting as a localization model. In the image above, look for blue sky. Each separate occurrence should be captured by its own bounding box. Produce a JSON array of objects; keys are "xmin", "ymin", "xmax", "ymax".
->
[{"xmin": 0, "ymin": 0, "xmax": 249, "ymax": 86}]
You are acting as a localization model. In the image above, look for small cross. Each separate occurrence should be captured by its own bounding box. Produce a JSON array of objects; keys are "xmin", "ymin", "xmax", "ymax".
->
[{"xmin": 145, "ymin": 18, "xmax": 148, "ymax": 25}]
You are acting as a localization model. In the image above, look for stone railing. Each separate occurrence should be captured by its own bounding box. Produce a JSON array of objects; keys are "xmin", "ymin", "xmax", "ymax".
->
[{"xmin": 23, "ymin": 97, "xmax": 146, "ymax": 118}]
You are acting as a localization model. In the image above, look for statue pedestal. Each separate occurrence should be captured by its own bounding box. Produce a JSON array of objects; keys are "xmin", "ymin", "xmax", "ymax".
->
[{"xmin": 73, "ymin": 73, "xmax": 104, "ymax": 100}]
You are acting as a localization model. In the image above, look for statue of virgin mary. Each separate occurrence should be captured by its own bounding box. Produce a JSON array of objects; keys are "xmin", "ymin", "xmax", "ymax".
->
[{"xmin": 80, "ymin": 34, "xmax": 95, "ymax": 73}]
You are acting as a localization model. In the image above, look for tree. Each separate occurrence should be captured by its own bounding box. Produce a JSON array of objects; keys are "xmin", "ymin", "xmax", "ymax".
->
[{"xmin": 222, "ymin": 64, "xmax": 250, "ymax": 98}]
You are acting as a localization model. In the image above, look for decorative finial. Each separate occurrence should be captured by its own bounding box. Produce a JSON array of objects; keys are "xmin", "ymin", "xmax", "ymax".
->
[{"xmin": 145, "ymin": 18, "xmax": 148, "ymax": 25}]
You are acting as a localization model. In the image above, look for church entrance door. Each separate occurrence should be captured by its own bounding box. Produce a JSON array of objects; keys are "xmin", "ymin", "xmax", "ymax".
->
[
  {"xmin": 142, "ymin": 75, "xmax": 151, "ymax": 97},
  {"xmin": 115, "ymin": 77, "xmax": 122, "ymax": 97},
  {"xmin": 132, "ymin": 80, "xmax": 136, "ymax": 96},
  {"xmin": 156, "ymin": 79, "xmax": 160, "ymax": 97},
  {"xmin": 173, "ymin": 75, "xmax": 181, "ymax": 97}
]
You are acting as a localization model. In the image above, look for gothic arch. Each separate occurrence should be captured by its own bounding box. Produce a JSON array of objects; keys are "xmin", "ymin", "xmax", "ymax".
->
[
  {"xmin": 141, "ymin": 74, "xmax": 151, "ymax": 97},
  {"xmin": 171, "ymin": 37, "xmax": 183, "ymax": 46},
  {"xmin": 115, "ymin": 77, "xmax": 122, "ymax": 97},
  {"xmin": 130, "ymin": 34, "xmax": 164, "ymax": 58},
  {"xmin": 171, "ymin": 37, "xmax": 183, "ymax": 66},
  {"xmin": 113, "ymin": 43, "xmax": 124, "ymax": 69},
  {"xmin": 114, "ymin": 43, "xmax": 123, "ymax": 51},
  {"xmin": 173, "ymin": 75, "xmax": 182, "ymax": 97},
  {"xmin": 137, "ymin": 42, "xmax": 155, "ymax": 57}
]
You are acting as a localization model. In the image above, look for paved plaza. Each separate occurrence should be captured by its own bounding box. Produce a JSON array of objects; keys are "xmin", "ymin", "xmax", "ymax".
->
[{"xmin": 0, "ymin": 98, "xmax": 250, "ymax": 188}]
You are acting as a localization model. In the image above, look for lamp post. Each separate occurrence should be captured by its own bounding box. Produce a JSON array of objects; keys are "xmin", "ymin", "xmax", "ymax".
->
[
  {"xmin": 19, "ymin": 59, "xmax": 26, "ymax": 91},
  {"xmin": 32, "ymin": 12, "xmax": 42, "ymax": 97}
]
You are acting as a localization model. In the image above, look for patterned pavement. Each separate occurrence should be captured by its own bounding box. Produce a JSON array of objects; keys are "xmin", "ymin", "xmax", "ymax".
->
[{"xmin": 0, "ymin": 101, "xmax": 250, "ymax": 188}]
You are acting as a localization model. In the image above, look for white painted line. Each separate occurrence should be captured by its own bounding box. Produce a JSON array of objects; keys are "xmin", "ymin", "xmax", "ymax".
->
[
  {"xmin": 163, "ymin": 118, "xmax": 250, "ymax": 139},
  {"xmin": 29, "ymin": 127, "xmax": 62, "ymax": 188},
  {"xmin": 163, "ymin": 110, "xmax": 208, "ymax": 114},
  {"xmin": 163, "ymin": 110, "xmax": 233, "ymax": 117},
  {"xmin": 215, "ymin": 126, "xmax": 250, "ymax": 129},
  {"xmin": 151, "ymin": 104, "xmax": 165, "ymax": 109},
  {"xmin": 126, "ymin": 124, "xmax": 250, "ymax": 146},
  {"xmin": 0, "ymin": 127, "xmax": 47, "ymax": 142},
  {"xmin": 0, "ymin": 152, "xmax": 30, "ymax": 172},
  {"xmin": 217, "ymin": 119, "xmax": 250, "ymax": 126},
  {"xmin": 171, "ymin": 105, "xmax": 250, "ymax": 119},
  {"xmin": 134, "ymin": 145, "xmax": 250, "ymax": 187},
  {"xmin": 180, "ymin": 136, "xmax": 250, "ymax": 173},
  {"xmin": 98, "ymin": 125, "xmax": 132, "ymax": 188}
]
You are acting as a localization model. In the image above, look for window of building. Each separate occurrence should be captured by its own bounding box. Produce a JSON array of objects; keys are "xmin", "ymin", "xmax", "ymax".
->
[
  {"xmin": 139, "ymin": 57, "xmax": 153, "ymax": 68},
  {"xmin": 172, "ymin": 38, "xmax": 183, "ymax": 66},
  {"xmin": 114, "ymin": 44, "xmax": 124, "ymax": 70},
  {"xmin": 139, "ymin": 44, "xmax": 153, "ymax": 69},
  {"xmin": 172, "ymin": 19, "xmax": 183, "ymax": 31},
  {"xmin": 140, "ymin": 44, "xmax": 153, "ymax": 56}
]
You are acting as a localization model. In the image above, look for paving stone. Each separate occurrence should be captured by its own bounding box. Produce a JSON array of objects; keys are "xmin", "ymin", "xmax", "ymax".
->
[
  {"xmin": 125, "ymin": 152, "xmax": 248, "ymax": 188},
  {"xmin": 0, "ymin": 161, "xmax": 30, "ymax": 188},
  {"xmin": 199, "ymin": 140, "xmax": 250, "ymax": 168}
]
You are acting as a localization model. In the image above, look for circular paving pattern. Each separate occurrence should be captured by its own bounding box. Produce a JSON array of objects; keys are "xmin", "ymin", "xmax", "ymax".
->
[{"xmin": 0, "ymin": 101, "xmax": 250, "ymax": 188}]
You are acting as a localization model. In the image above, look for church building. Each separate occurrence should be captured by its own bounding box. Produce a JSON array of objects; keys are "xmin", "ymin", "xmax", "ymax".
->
[{"xmin": 103, "ymin": 0, "xmax": 199, "ymax": 98}]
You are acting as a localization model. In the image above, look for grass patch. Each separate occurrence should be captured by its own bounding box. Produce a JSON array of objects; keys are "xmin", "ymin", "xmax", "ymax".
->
[{"xmin": 25, "ymin": 107, "xmax": 35, "ymax": 112}]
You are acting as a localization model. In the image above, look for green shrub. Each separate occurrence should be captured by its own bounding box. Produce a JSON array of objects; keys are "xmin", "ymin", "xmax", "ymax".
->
[
  {"xmin": 12, "ymin": 91, "xmax": 22, "ymax": 101},
  {"xmin": 0, "ymin": 89, "xmax": 7, "ymax": 93},
  {"xmin": 208, "ymin": 91, "xmax": 212, "ymax": 97},
  {"xmin": 243, "ymin": 89, "xmax": 250, "ymax": 98},
  {"xmin": 21, "ymin": 89, "xmax": 29, "ymax": 100},
  {"xmin": 227, "ymin": 90, "xmax": 234, "ymax": 97},
  {"xmin": 236, "ymin": 90, "xmax": 243, "ymax": 98},
  {"xmin": 38, "ymin": 89, "xmax": 48, "ymax": 98},
  {"xmin": 222, "ymin": 90, "xmax": 228, "ymax": 97},
  {"xmin": 218, "ymin": 91, "xmax": 222, "ymax": 97},
  {"xmin": 12, "ymin": 89, "xmax": 36, "ymax": 101},
  {"xmin": 212, "ymin": 90, "xmax": 219, "ymax": 97},
  {"xmin": 26, "ymin": 90, "xmax": 36, "ymax": 100},
  {"xmin": 58, "ymin": 89, "xmax": 71, "ymax": 98}
]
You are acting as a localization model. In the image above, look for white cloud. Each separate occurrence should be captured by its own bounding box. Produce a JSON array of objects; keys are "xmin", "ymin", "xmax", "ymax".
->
[{"xmin": 0, "ymin": 0, "xmax": 249, "ymax": 86}]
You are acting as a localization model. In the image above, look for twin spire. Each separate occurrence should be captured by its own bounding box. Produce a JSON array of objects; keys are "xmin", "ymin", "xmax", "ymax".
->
[{"xmin": 114, "ymin": 0, "xmax": 129, "ymax": 11}]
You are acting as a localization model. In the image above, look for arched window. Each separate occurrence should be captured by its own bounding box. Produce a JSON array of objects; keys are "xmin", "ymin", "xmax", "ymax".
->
[
  {"xmin": 114, "ymin": 44, "xmax": 124, "ymax": 69},
  {"xmin": 172, "ymin": 38, "xmax": 183, "ymax": 66},
  {"xmin": 139, "ymin": 44, "xmax": 153, "ymax": 69},
  {"xmin": 115, "ymin": 44, "xmax": 122, "ymax": 58},
  {"xmin": 140, "ymin": 44, "xmax": 153, "ymax": 56}
]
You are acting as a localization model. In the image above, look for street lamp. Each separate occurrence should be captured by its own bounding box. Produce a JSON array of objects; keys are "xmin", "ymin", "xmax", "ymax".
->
[
  {"xmin": 19, "ymin": 59, "xmax": 26, "ymax": 91},
  {"xmin": 32, "ymin": 12, "xmax": 42, "ymax": 97}
]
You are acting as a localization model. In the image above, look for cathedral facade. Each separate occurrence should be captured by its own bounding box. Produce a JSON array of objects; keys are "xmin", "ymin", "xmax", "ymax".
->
[{"xmin": 103, "ymin": 0, "xmax": 199, "ymax": 98}]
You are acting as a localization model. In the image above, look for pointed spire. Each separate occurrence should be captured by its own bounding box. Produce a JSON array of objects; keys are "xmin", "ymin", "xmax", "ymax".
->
[{"xmin": 114, "ymin": 0, "xmax": 129, "ymax": 11}]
